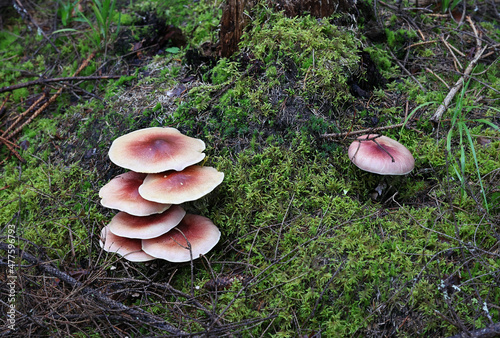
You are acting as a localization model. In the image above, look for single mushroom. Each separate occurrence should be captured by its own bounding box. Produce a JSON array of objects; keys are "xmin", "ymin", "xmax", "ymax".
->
[
  {"xmin": 100, "ymin": 225, "xmax": 155, "ymax": 262},
  {"xmin": 348, "ymin": 134, "xmax": 415, "ymax": 199},
  {"xmin": 142, "ymin": 213, "xmax": 221, "ymax": 262},
  {"xmin": 108, "ymin": 205, "xmax": 186, "ymax": 239},
  {"xmin": 348, "ymin": 134, "xmax": 414, "ymax": 175},
  {"xmin": 99, "ymin": 171, "xmax": 171, "ymax": 216},
  {"xmin": 108, "ymin": 127, "xmax": 206, "ymax": 173},
  {"xmin": 138, "ymin": 165, "xmax": 224, "ymax": 204}
]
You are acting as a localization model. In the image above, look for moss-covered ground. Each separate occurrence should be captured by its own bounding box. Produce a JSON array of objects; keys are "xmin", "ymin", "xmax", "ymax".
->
[{"xmin": 1, "ymin": 0, "xmax": 499, "ymax": 336}]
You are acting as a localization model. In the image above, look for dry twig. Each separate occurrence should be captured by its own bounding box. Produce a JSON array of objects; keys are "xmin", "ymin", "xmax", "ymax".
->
[
  {"xmin": 321, "ymin": 122, "xmax": 407, "ymax": 139},
  {"xmin": 0, "ymin": 76, "xmax": 121, "ymax": 94},
  {"xmin": 4, "ymin": 51, "xmax": 96, "ymax": 142},
  {"xmin": 430, "ymin": 46, "xmax": 487, "ymax": 123}
]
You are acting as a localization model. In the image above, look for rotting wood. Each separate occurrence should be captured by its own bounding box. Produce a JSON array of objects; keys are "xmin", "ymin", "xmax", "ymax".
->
[
  {"xmin": 274, "ymin": 0, "xmax": 354, "ymax": 17},
  {"xmin": 218, "ymin": 0, "xmax": 255, "ymax": 58}
]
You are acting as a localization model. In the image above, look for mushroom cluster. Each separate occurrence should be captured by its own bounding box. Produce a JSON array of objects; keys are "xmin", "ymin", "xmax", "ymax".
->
[{"xmin": 98, "ymin": 127, "xmax": 224, "ymax": 263}]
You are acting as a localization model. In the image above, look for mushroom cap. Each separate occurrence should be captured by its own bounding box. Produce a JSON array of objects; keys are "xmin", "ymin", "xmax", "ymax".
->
[
  {"xmin": 108, "ymin": 127, "xmax": 206, "ymax": 173},
  {"xmin": 142, "ymin": 214, "xmax": 221, "ymax": 262},
  {"xmin": 108, "ymin": 205, "xmax": 186, "ymax": 239},
  {"xmin": 99, "ymin": 171, "xmax": 171, "ymax": 216},
  {"xmin": 138, "ymin": 165, "xmax": 224, "ymax": 204},
  {"xmin": 99, "ymin": 225, "xmax": 155, "ymax": 262},
  {"xmin": 348, "ymin": 134, "xmax": 415, "ymax": 175}
]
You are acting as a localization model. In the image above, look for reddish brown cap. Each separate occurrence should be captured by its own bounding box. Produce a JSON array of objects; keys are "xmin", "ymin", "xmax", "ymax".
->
[
  {"xmin": 99, "ymin": 171, "xmax": 171, "ymax": 216},
  {"xmin": 348, "ymin": 134, "xmax": 415, "ymax": 175},
  {"xmin": 108, "ymin": 205, "xmax": 186, "ymax": 239},
  {"xmin": 100, "ymin": 225, "xmax": 155, "ymax": 262},
  {"xmin": 108, "ymin": 127, "xmax": 206, "ymax": 173},
  {"xmin": 142, "ymin": 214, "xmax": 221, "ymax": 262},
  {"xmin": 138, "ymin": 165, "xmax": 224, "ymax": 204}
]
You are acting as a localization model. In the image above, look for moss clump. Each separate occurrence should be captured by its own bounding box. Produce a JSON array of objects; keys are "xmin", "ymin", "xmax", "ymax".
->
[{"xmin": 241, "ymin": 11, "xmax": 360, "ymax": 105}]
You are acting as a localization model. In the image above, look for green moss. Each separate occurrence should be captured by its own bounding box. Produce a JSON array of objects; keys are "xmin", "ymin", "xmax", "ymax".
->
[
  {"xmin": 0, "ymin": 155, "xmax": 102, "ymax": 260},
  {"xmin": 210, "ymin": 58, "xmax": 240, "ymax": 85},
  {"xmin": 386, "ymin": 28, "xmax": 417, "ymax": 50},
  {"xmin": 241, "ymin": 12, "xmax": 360, "ymax": 105}
]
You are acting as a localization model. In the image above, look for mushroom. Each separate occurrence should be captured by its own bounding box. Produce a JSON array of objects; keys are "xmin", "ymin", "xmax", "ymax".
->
[
  {"xmin": 99, "ymin": 171, "xmax": 171, "ymax": 216},
  {"xmin": 108, "ymin": 205, "xmax": 186, "ymax": 239},
  {"xmin": 142, "ymin": 214, "xmax": 221, "ymax": 262},
  {"xmin": 348, "ymin": 134, "xmax": 414, "ymax": 175},
  {"xmin": 348, "ymin": 134, "xmax": 414, "ymax": 199},
  {"xmin": 138, "ymin": 165, "xmax": 224, "ymax": 204},
  {"xmin": 100, "ymin": 225, "xmax": 155, "ymax": 262},
  {"xmin": 108, "ymin": 127, "xmax": 206, "ymax": 173}
]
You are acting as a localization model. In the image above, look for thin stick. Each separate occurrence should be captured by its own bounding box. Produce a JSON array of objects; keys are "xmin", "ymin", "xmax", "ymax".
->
[
  {"xmin": 0, "ymin": 136, "xmax": 25, "ymax": 162},
  {"xmin": 430, "ymin": 45, "xmax": 487, "ymax": 123},
  {"xmin": 466, "ymin": 16, "xmax": 481, "ymax": 51},
  {"xmin": 0, "ymin": 135, "xmax": 19, "ymax": 148},
  {"xmin": 404, "ymin": 40, "xmax": 437, "ymax": 50},
  {"xmin": 442, "ymin": 36, "xmax": 466, "ymax": 57},
  {"xmin": 5, "ymin": 51, "xmax": 96, "ymax": 141},
  {"xmin": 14, "ymin": 0, "xmax": 60, "ymax": 53},
  {"xmin": 5, "ymin": 87, "xmax": 64, "ymax": 140},
  {"xmin": 425, "ymin": 68, "xmax": 450, "ymax": 89},
  {"xmin": 0, "ymin": 94, "xmax": 9, "ymax": 112},
  {"xmin": 1, "ymin": 93, "xmax": 48, "ymax": 137},
  {"xmin": 321, "ymin": 122, "xmax": 406, "ymax": 139},
  {"xmin": 441, "ymin": 36, "xmax": 463, "ymax": 70},
  {"xmin": 387, "ymin": 49, "xmax": 426, "ymax": 92},
  {"xmin": 0, "ymin": 75, "xmax": 121, "ymax": 94}
]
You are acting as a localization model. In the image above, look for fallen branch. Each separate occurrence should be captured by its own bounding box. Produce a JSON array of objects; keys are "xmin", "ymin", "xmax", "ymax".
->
[
  {"xmin": 0, "ymin": 75, "xmax": 122, "ymax": 94},
  {"xmin": 0, "ymin": 241, "xmax": 190, "ymax": 336}
]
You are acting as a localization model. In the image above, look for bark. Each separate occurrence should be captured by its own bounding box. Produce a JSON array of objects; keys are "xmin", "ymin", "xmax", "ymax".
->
[
  {"xmin": 219, "ymin": 0, "xmax": 256, "ymax": 58},
  {"xmin": 275, "ymin": 0, "xmax": 355, "ymax": 17},
  {"xmin": 218, "ymin": 0, "xmax": 356, "ymax": 58}
]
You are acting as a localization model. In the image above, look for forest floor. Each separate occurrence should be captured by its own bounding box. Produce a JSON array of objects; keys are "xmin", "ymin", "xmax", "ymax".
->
[{"xmin": 1, "ymin": 0, "xmax": 500, "ymax": 336}]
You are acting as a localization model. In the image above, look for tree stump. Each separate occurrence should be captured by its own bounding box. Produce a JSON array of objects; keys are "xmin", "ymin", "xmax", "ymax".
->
[{"xmin": 218, "ymin": 0, "xmax": 356, "ymax": 58}]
